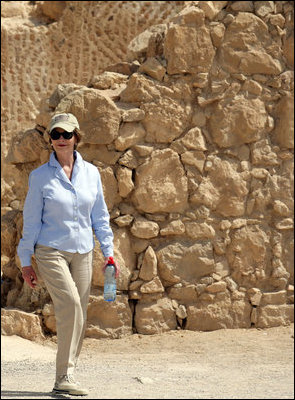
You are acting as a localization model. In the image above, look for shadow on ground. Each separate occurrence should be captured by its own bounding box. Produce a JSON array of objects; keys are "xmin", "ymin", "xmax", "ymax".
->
[{"xmin": 1, "ymin": 391, "xmax": 70, "ymax": 399}]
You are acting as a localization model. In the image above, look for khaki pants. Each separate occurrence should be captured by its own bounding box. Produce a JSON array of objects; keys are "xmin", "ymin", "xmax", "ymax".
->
[{"xmin": 35, "ymin": 244, "xmax": 93, "ymax": 377}]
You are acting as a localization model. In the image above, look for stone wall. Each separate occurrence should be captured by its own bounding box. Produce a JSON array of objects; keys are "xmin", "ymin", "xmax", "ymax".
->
[
  {"xmin": 1, "ymin": 0, "xmax": 185, "ymax": 154},
  {"xmin": 1, "ymin": 1, "xmax": 294, "ymax": 340}
]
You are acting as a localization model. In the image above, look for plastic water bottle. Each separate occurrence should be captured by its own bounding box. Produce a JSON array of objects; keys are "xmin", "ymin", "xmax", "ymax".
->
[{"xmin": 103, "ymin": 257, "xmax": 116, "ymax": 302}]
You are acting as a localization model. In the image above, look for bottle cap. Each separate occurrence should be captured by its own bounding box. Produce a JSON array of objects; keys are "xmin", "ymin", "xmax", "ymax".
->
[{"xmin": 108, "ymin": 257, "xmax": 114, "ymax": 265}]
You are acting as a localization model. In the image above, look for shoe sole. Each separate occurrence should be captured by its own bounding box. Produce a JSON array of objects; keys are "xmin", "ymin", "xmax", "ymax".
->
[{"xmin": 52, "ymin": 388, "xmax": 88, "ymax": 396}]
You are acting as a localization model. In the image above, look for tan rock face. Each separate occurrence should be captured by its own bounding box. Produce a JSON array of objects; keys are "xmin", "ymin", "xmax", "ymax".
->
[
  {"xmin": 177, "ymin": 127, "xmax": 207, "ymax": 151},
  {"xmin": 131, "ymin": 217, "xmax": 160, "ymax": 239},
  {"xmin": 135, "ymin": 297, "xmax": 177, "ymax": 334},
  {"xmin": 115, "ymin": 122, "xmax": 146, "ymax": 151},
  {"xmin": 255, "ymin": 304, "xmax": 294, "ymax": 328},
  {"xmin": 192, "ymin": 157, "xmax": 248, "ymax": 217},
  {"xmin": 1, "ymin": 308, "xmax": 45, "ymax": 342},
  {"xmin": 86, "ymin": 295, "xmax": 132, "ymax": 339},
  {"xmin": 272, "ymin": 94, "xmax": 294, "ymax": 149},
  {"xmin": 138, "ymin": 57, "xmax": 166, "ymax": 81},
  {"xmin": 139, "ymin": 246, "xmax": 158, "ymax": 281},
  {"xmin": 209, "ymin": 96, "xmax": 268, "ymax": 148},
  {"xmin": 6, "ymin": 130, "xmax": 50, "ymax": 164},
  {"xmin": 167, "ymin": 285, "xmax": 198, "ymax": 304},
  {"xmin": 97, "ymin": 165, "xmax": 121, "ymax": 211},
  {"xmin": 2, "ymin": 1, "xmax": 294, "ymax": 339},
  {"xmin": 283, "ymin": 33, "xmax": 294, "ymax": 69},
  {"xmin": 140, "ymin": 276, "xmax": 165, "ymax": 294},
  {"xmin": 227, "ymin": 226, "xmax": 270, "ymax": 289},
  {"xmin": 218, "ymin": 12, "xmax": 283, "ymax": 75},
  {"xmin": 116, "ymin": 167, "xmax": 134, "ymax": 198},
  {"xmin": 157, "ymin": 241, "xmax": 214, "ymax": 286},
  {"xmin": 1, "ymin": 1, "xmax": 185, "ymax": 154},
  {"xmin": 132, "ymin": 149, "xmax": 188, "ymax": 213},
  {"xmin": 142, "ymin": 98, "xmax": 192, "ymax": 143},
  {"xmin": 127, "ymin": 23, "xmax": 168, "ymax": 62},
  {"xmin": 164, "ymin": 8, "xmax": 215, "ymax": 74},
  {"xmin": 186, "ymin": 295, "xmax": 252, "ymax": 331}
]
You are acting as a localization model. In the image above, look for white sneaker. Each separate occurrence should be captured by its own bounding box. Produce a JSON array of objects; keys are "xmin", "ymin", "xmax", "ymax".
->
[{"xmin": 53, "ymin": 374, "xmax": 88, "ymax": 396}]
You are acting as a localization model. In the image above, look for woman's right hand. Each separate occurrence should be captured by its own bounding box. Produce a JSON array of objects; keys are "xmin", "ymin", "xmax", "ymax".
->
[
  {"xmin": 22, "ymin": 266, "xmax": 38, "ymax": 289},
  {"xmin": 102, "ymin": 257, "xmax": 120, "ymax": 278}
]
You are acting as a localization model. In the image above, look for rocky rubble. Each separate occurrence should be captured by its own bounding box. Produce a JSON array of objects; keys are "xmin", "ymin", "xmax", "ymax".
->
[{"xmin": 1, "ymin": 1, "xmax": 294, "ymax": 341}]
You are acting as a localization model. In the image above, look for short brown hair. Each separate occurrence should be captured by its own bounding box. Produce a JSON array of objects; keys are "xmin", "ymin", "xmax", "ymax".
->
[{"xmin": 73, "ymin": 128, "xmax": 82, "ymax": 150}]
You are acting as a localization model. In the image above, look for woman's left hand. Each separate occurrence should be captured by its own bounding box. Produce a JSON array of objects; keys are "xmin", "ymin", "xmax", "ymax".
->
[{"xmin": 103, "ymin": 257, "xmax": 120, "ymax": 278}]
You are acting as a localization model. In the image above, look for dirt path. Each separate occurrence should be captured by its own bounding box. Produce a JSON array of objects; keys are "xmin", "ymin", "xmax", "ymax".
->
[{"xmin": 1, "ymin": 324, "xmax": 294, "ymax": 399}]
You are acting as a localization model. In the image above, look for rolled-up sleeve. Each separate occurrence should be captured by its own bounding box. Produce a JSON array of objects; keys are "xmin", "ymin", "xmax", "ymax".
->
[
  {"xmin": 91, "ymin": 171, "xmax": 114, "ymax": 257},
  {"xmin": 17, "ymin": 172, "xmax": 43, "ymax": 267}
]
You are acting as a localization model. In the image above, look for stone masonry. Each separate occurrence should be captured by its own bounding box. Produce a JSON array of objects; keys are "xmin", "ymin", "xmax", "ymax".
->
[{"xmin": 1, "ymin": 1, "xmax": 294, "ymax": 341}]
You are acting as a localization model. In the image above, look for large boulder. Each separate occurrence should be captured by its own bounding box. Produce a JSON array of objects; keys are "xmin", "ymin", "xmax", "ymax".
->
[
  {"xmin": 218, "ymin": 12, "xmax": 283, "ymax": 75},
  {"xmin": 86, "ymin": 294, "xmax": 132, "ymax": 339},
  {"xmin": 96, "ymin": 165, "xmax": 121, "ymax": 211},
  {"xmin": 134, "ymin": 297, "xmax": 177, "ymax": 334},
  {"xmin": 208, "ymin": 96, "xmax": 268, "ymax": 148},
  {"xmin": 186, "ymin": 295, "xmax": 252, "ymax": 331},
  {"xmin": 191, "ymin": 157, "xmax": 248, "ymax": 217},
  {"xmin": 226, "ymin": 225, "xmax": 270, "ymax": 288},
  {"xmin": 1, "ymin": 308, "xmax": 45, "ymax": 342},
  {"xmin": 54, "ymin": 88, "xmax": 121, "ymax": 144},
  {"xmin": 255, "ymin": 304, "xmax": 294, "ymax": 328},
  {"xmin": 157, "ymin": 241, "xmax": 214, "ymax": 286},
  {"xmin": 6, "ymin": 130, "xmax": 49, "ymax": 164},
  {"xmin": 164, "ymin": 7, "xmax": 215, "ymax": 74},
  {"xmin": 132, "ymin": 149, "xmax": 188, "ymax": 213},
  {"xmin": 142, "ymin": 98, "xmax": 192, "ymax": 143}
]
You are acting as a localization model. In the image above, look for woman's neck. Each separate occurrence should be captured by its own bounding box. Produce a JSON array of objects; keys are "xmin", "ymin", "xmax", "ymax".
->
[{"xmin": 55, "ymin": 151, "xmax": 75, "ymax": 168}]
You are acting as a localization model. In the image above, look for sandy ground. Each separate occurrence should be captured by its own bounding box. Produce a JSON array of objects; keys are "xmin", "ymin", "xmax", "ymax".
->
[{"xmin": 1, "ymin": 324, "xmax": 294, "ymax": 399}]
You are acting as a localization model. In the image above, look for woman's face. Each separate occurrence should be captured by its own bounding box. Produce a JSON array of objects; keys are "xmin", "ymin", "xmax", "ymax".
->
[{"xmin": 50, "ymin": 127, "xmax": 77, "ymax": 154}]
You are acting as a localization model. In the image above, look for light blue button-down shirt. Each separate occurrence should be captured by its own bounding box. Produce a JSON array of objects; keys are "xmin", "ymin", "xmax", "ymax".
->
[{"xmin": 17, "ymin": 151, "xmax": 114, "ymax": 267}]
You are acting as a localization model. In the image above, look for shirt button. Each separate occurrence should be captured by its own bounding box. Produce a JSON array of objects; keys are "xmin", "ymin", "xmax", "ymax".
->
[
  {"xmin": 74, "ymin": 217, "xmax": 78, "ymax": 221},
  {"xmin": 74, "ymin": 206, "xmax": 77, "ymax": 210}
]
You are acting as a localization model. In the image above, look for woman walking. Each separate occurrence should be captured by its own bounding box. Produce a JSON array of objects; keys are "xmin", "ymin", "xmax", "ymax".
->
[{"xmin": 17, "ymin": 113, "xmax": 119, "ymax": 396}]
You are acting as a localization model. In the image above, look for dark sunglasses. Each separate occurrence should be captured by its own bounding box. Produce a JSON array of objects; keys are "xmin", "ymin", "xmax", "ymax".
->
[{"xmin": 49, "ymin": 129, "xmax": 74, "ymax": 140}]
